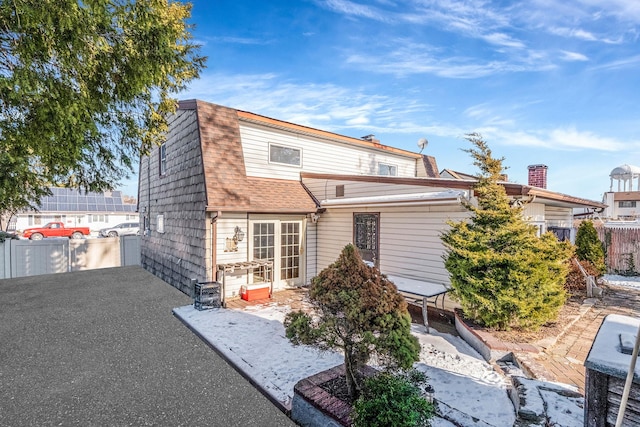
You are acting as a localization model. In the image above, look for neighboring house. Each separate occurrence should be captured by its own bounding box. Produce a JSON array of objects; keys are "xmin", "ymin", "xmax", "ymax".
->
[
  {"xmin": 9, "ymin": 187, "xmax": 138, "ymax": 235},
  {"xmin": 138, "ymin": 100, "xmax": 606, "ymax": 299},
  {"xmin": 602, "ymin": 164, "xmax": 640, "ymax": 223}
]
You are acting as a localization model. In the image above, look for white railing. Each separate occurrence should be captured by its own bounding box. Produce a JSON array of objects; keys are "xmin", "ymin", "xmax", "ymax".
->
[{"xmin": 0, "ymin": 236, "xmax": 140, "ymax": 279}]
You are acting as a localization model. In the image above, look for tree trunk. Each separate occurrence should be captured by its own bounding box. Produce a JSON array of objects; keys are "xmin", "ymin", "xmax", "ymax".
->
[{"xmin": 344, "ymin": 348, "xmax": 359, "ymax": 400}]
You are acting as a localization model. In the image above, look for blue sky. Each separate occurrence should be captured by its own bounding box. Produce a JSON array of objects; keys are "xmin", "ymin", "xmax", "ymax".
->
[{"xmin": 122, "ymin": 0, "xmax": 640, "ymax": 202}]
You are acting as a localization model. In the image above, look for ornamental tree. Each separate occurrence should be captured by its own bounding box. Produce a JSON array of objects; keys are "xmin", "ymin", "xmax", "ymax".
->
[
  {"xmin": 284, "ymin": 244, "xmax": 420, "ymax": 400},
  {"xmin": 441, "ymin": 133, "xmax": 573, "ymax": 330},
  {"xmin": 0, "ymin": 0, "xmax": 205, "ymax": 215},
  {"xmin": 575, "ymin": 220, "xmax": 606, "ymax": 274}
]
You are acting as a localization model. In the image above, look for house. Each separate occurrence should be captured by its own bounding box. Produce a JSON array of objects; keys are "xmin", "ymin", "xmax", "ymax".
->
[
  {"xmin": 138, "ymin": 100, "xmax": 606, "ymax": 300},
  {"xmin": 602, "ymin": 164, "xmax": 640, "ymax": 223},
  {"xmin": 8, "ymin": 187, "xmax": 138, "ymax": 235}
]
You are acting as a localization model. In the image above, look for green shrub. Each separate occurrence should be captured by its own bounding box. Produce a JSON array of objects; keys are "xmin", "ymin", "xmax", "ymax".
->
[
  {"xmin": 575, "ymin": 221, "xmax": 606, "ymax": 274},
  {"xmin": 284, "ymin": 244, "xmax": 420, "ymax": 400},
  {"xmin": 441, "ymin": 134, "xmax": 573, "ymax": 330},
  {"xmin": 353, "ymin": 370, "xmax": 435, "ymax": 427}
]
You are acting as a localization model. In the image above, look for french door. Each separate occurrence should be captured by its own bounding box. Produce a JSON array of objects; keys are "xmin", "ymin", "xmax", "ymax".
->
[{"xmin": 251, "ymin": 220, "xmax": 304, "ymax": 287}]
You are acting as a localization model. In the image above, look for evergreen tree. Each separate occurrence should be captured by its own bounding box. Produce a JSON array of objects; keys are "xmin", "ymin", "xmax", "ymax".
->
[
  {"xmin": 441, "ymin": 133, "xmax": 573, "ymax": 330},
  {"xmin": 0, "ymin": 0, "xmax": 205, "ymax": 215},
  {"xmin": 575, "ymin": 220, "xmax": 606, "ymax": 274},
  {"xmin": 284, "ymin": 244, "xmax": 420, "ymax": 400}
]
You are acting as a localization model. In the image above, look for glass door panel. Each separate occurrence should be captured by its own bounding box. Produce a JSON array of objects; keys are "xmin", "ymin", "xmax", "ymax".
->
[
  {"xmin": 280, "ymin": 222, "xmax": 300, "ymax": 280},
  {"xmin": 253, "ymin": 222, "xmax": 274, "ymax": 282}
]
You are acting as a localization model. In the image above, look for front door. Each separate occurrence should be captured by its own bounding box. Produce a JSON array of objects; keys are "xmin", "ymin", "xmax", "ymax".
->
[
  {"xmin": 353, "ymin": 213, "xmax": 379, "ymax": 267},
  {"xmin": 251, "ymin": 220, "xmax": 304, "ymax": 288}
]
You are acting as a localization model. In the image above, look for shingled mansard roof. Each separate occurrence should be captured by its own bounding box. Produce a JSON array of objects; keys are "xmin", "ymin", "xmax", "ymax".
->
[
  {"xmin": 176, "ymin": 100, "xmax": 317, "ymax": 214},
  {"xmin": 179, "ymin": 100, "xmax": 605, "ymax": 212}
]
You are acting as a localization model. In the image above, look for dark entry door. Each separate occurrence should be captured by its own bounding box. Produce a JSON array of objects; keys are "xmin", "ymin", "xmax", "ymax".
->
[{"xmin": 353, "ymin": 213, "xmax": 379, "ymax": 267}]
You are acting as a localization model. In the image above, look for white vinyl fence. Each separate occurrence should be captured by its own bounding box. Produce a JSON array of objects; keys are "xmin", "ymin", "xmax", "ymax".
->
[{"xmin": 0, "ymin": 236, "xmax": 140, "ymax": 279}]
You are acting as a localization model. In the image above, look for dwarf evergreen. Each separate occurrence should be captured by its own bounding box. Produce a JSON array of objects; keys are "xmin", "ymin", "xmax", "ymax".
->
[
  {"xmin": 284, "ymin": 244, "xmax": 420, "ymax": 400},
  {"xmin": 575, "ymin": 220, "xmax": 606, "ymax": 274},
  {"xmin": 441, "ymin": 133, "xmax": 573, "ymax": 330}
]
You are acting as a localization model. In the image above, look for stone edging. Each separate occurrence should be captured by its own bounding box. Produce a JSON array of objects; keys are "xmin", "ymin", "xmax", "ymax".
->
[
  {"xmin": 292, "ymin": 364, "xmax": 378, "ymax": 427},
  {"xmin": 454, "ymin": 309, "xmax": 539, "ymax": 362}
]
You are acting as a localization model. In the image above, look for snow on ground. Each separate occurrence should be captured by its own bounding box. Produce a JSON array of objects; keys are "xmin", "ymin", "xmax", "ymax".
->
[
  {"xmin": 173, "ymin": 302, "xmax": 515, "ymax": 426},
  {"xmin": 173, "ymin": 301, "xmax": 589, "ymax": 426},
  {"xmin": 603, "ymin": 274, "xmax": 640, "ymax": 289}
]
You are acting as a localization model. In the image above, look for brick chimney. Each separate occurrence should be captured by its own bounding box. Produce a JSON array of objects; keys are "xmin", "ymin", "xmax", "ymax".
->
[{"xmin": 528, "ymin": 164, "xmax": 548, "ymax": 188}]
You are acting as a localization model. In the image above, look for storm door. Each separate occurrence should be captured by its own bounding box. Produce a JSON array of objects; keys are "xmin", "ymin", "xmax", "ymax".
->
[{"xmin": 353, "ymin": 213, "xmax": 379, "ymax": 267}]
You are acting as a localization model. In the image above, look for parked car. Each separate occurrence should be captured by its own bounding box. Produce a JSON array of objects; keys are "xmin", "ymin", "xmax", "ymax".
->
[
  {"xmin": 21, "ymin": 222, "xmax": 90, "ymax": 240},
  {"xmin": 99, "ymin": 222, "xmax": 140, "ymax": 238}
]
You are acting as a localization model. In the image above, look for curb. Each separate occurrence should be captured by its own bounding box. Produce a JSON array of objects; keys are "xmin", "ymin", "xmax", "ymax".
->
[{"xmin": 172, "ymin": 308, "xmax": 292, "ymax": 415}]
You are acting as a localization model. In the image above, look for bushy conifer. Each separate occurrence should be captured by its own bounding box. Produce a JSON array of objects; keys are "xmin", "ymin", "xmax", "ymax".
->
[
  {"xmin": 441, "ymin": 133, "xmax": 573, "ymax": 330},
  {"xmin": 575, "ymin": 220, "xmax": 606, "ymax": 274},
  {"xmin": 284, "ymin": 244, "xmax": 420, "ymax": 399}
]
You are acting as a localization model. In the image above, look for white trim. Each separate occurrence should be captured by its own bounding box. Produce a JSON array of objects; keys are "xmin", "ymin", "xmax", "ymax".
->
[{"xmin": 320, "ymin": 190, "xmax": 466, "ymax": 208}]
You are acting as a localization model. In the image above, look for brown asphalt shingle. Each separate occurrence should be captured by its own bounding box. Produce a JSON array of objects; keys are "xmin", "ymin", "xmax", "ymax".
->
[{"xmin": 181, "ymin": 100, "xmax": 318, "ymax": 213}]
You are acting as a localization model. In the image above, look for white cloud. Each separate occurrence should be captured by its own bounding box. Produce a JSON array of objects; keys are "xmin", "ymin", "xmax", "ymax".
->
[
  {"xmin": 590, "ymin": 54, "xmax": 640, "ymax": 71},
  {"xmin": 481, "ymin": 32, "xmax": 525, "ymax": 49},
  {"xmin": 180, "ymin": 72, "xmax": 432, "ymax": 133},
  {"xmin": 560, "ymin": 50, "xmax": 589, "ymax": 61},
  {"xmin": 344, "ymin": 41, "xmax": 555, "ymax": 78},
  {"xmin": 483, "ymin": 126, "xmax": 631, "ymax": 152},
  {"xmin": 316, "ymin": 0, "xmax": 390, "ymax": 22},
  {"xmin": 548, "ymin": 128, "xmax": 629, "ymax": 151},
  {"xmin": 180, "ymin": 73, "xmax": 638, "ymax": 158},
  {"xmin": 576, "ymin": 0, "xmax": 640, "ymax": 23}
]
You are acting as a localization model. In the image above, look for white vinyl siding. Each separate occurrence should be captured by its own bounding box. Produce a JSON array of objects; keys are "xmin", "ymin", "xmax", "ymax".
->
[
  {"xmin": 377, "ymin": 206, "xmax": 468, "ymax": 284},
  {"xmin": 305, "ymin": 220, "xmax": 317, "ymax": 284},
  {"xmin": 216, "ymin": 213, "xmax": 308, "ymax": 298},
  {"xmin": 314, "ymin": 204, "xmax": 467, "ymax": 286},
  {"xmin": 522, "ymin": 203, "xmax": 545, "ymax": 222},
  {"xmin": 239, "ymin": 122, "xmax": 418, "ymax": 180},
  {"xmin": 545, "ymin": 206, "xmax": 573, "ymax": 228},
  {"xmin": 302, "ymin": 177, "xmax": 458, "ymax": 202},
  {"xmin": 216, "ymin": 214, "xmax": 250, "ymax": 299}
]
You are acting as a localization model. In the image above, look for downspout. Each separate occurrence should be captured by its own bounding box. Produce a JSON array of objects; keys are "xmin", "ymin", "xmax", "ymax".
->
[
  {"xmin": 211, "ymin": 211, "xmax": 221, "ymax": 306},
  {"xmin": 211, "ymin": 212, "xmax": 219, "ymax": 281},
  {"xmin": 146, "ymin": 152, "xmax": 151, "ymax": 235}
]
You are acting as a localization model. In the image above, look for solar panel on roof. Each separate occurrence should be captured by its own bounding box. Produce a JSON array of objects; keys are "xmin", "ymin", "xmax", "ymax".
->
[{"xmin": 29, "ymin": 187, "xmax": 137, "ymax": 213}]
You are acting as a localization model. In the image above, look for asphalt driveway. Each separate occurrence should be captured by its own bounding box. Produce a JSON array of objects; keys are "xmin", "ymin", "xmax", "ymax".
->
[{"xmin": 0, "ymin": 266, "xmax": 294, "ymax": 426}]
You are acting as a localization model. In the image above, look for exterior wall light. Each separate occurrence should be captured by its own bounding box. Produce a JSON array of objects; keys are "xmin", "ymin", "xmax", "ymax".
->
[{"xmin": 233, "ymin": 226, "xmax": 245, "ymax": 243}]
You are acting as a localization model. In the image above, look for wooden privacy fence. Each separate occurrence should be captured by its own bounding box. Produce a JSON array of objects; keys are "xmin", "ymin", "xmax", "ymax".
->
[
  {"xmin": 0, "ymin": 236, "xmax": 141, "ymax": 279},
  {"xmin": 597, "ymin": 227, "xmax": 640, "ymax": 275}
]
